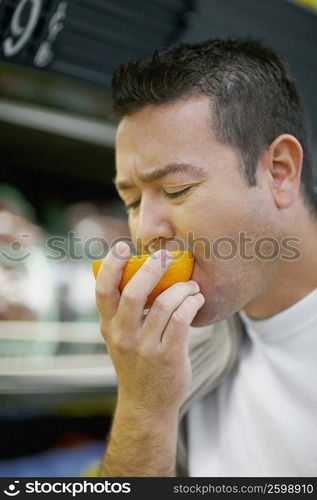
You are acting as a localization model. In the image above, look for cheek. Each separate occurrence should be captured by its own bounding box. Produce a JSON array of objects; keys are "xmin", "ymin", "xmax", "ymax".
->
[{"xmin": 184, "ymin": 186, "xmax": 241, "ymax": 234}]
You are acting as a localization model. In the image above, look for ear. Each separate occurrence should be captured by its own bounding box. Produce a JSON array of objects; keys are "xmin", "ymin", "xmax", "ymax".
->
[{"xmin": 264, "ymin": 134, "xmax": 303, "ymax": 209}]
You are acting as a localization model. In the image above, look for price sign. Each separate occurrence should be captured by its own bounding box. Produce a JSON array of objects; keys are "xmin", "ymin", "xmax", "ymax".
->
[
  {"xmin": 0, "ymin": 0, "xmax": 67, "ymax": 68},
  {"xmin": 0, "ymin": 0, "xmax": 188, "ymax": 87}
]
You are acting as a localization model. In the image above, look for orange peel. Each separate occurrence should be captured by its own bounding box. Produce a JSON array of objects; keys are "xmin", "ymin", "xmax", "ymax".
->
[{"xmin": 92, "ymin": 250, "xmax": 194, "ymax": 308}]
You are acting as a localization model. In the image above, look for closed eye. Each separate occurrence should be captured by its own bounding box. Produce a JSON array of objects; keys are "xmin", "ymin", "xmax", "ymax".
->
[
  {"xmin": 163, "ymin": 186, "xmax": 192, "ymax": 199},
  {"xmin": 125, "ymin": 186, "xmax": 193, "ymax": 212}
]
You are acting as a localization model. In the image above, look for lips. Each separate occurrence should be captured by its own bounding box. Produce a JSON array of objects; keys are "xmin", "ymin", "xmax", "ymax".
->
[{"xmin": 136, "ymin": 238, "xmax": 193, "ymax": 255}]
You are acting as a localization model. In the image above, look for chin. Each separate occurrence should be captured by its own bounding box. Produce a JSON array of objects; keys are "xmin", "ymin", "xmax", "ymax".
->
[
  {"xmin": 190, "ymin": 287, "xmax": 245, "ymax": 327},
  {"xmin": 190, "ymin": 261, "xmax": 246, "ymax": 327},
  {"xmin": 190, "ymin": 304, "xmax": 220, "ymax": 327}
]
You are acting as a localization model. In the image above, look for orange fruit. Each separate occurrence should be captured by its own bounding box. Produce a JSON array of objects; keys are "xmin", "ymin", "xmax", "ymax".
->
[{"xmin": 92, "ymin": 250, "xmax": 194, "ymax": 308}]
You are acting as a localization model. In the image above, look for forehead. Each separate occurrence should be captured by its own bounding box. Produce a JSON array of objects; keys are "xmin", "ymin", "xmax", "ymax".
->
[{"xmin": 115, "ymin": 95, "xmax": 216, "ymax": 177}]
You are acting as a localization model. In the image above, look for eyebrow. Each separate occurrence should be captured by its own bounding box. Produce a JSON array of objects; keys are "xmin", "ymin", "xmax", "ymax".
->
[{"xmin": 113, "ymin": 163, "xmax": 208, "ymax": 191}]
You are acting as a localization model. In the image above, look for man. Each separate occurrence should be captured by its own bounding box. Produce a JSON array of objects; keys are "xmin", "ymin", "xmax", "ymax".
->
[{"xmin": 95, "ymin": 39, "xmax": 317, "ymax": 476}]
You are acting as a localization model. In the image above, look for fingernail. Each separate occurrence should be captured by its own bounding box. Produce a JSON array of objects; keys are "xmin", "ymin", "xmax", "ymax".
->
[
  {"xmin": 197, "ymin": 293, "xmax": 205, "ymax": 305},
  {"xmin": 188, "ymin": 280, "xmax": 199, "ymax": 291},
  {"xmin": 116, "ymin": 242, "xmax": 130, "ymax": 257},
  {"xmin": 164, "ymin": 250, "xmax": 173, "ymax": 260},
  {"xmin": 153, "ymin": 249, "xmax": 173, "ymax": 260},
  {"xmin": 155, "ymin": 249, "xmax": 173, "ymax": 269}
]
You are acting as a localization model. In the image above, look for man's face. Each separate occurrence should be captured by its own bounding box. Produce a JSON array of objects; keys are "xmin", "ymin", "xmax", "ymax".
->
[{"xmin": 115, "ymin": 95, "xmax": 278, "ymax": 325}]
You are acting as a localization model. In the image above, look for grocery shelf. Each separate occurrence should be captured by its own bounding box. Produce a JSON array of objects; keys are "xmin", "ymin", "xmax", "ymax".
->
[
  {"xmin": 0, "ymin": 99, "xmax": 116, "ymax": 147},
  {"xmin": 0, "ymin": 321, "xmax": 116, "ymax": 400}
]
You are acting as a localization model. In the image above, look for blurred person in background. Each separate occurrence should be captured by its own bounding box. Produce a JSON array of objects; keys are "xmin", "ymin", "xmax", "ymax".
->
[
  {"xmin": 0, "ymin": 186, "xmax": 129, "ymax": 323},
  {"xmin": 0, "ymin": 183, "xmax": 58, "ymax": 321},
  {"xmin": 59, "ymin": 201, "xmax": 129, "ymax": 322},
  {"xmin": 94, "ymin": 39, "xmax": 317, "ymax": 477}
]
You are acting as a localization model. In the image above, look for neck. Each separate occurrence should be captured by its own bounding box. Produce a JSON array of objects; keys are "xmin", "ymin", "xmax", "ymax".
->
[{"xmin": 243, "ymin": 207, "xmax": 317, "ymax": 320}]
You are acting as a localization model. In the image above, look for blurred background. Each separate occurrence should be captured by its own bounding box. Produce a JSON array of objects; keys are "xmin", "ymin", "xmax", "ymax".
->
[{"xmin": 0, "ymin": 0, "xmax": 316, "ymax": 477}]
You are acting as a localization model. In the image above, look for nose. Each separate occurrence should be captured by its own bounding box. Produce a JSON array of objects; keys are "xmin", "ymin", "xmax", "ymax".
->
[{"xmin": 134, "ymin": 197, "xmax": 175, "ymax": 253}]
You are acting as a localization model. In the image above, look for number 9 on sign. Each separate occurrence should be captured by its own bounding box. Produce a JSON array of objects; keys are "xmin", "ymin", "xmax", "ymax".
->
[{"xmin": 3, "ymin": 0, "xmax": 42, "ymax": 57}]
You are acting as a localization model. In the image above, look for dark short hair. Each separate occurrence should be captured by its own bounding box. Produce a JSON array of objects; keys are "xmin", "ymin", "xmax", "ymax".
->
[{"xmin": 112, "ymin": 38, "xmax": 315, "ymax": 214}]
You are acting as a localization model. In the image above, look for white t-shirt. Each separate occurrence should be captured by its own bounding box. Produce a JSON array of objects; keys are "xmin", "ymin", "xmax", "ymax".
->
[{"xmin": 188, "ymin": 288, "xmax": 317, "ymax": 477}]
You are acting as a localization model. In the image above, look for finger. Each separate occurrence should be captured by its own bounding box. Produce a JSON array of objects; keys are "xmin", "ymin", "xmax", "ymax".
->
[
  {"xmin": 95, "ymin": 241, "xmax": 130, "ymax": 322},
  {"xmin": 141, "ymin": 280, "xmax": 200, "ymax": 345},
  {"xmin": 117, "ymin": 249, "xmax": 173, "ymax": 325},
  {"xmin": 162, "ymin": 293, "xmax": 205, "ymax": 349}
]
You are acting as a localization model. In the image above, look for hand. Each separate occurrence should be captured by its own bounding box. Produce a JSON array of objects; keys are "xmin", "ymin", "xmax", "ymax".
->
[{"xmin": 95, "ymin": 241, "xmax": 205, "ymax": 419}]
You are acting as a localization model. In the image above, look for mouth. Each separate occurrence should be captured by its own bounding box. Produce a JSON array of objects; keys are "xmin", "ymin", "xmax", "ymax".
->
[{"xmin": 137, "ymin": 238, "xmax": 195, "ymax": 256}]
